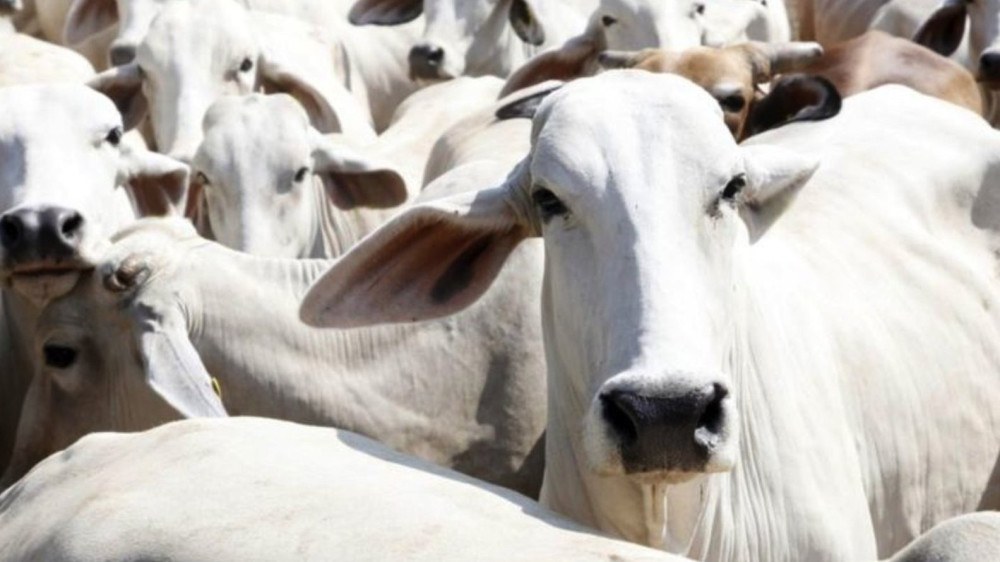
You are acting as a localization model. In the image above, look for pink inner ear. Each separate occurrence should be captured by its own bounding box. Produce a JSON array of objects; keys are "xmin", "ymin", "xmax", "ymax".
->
[{"xmin": 64, "ymin": 0, "xmax": 118, "ymax": 45}]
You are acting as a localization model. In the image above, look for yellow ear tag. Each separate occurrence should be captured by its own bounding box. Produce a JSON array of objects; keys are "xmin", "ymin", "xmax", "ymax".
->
[{"xmin": 211, "ymin": 377, "xmax": 223, "ymax": 401}]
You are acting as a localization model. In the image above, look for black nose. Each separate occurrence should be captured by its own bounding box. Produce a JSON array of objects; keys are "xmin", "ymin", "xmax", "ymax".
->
[
  {"xmin": 408, "ymin": 44, "xmax": 447, "ymax": 80},
  {"xmin": 600, "ymin": 382, "xmax": 729, "ymax": 473},
  {"xmin": 0, "ymin": 206, "xmax": 85, "ymax": 266},
  {"xmin": 108, "ymin": 44, "xmax": 137, "ymax": 66}
]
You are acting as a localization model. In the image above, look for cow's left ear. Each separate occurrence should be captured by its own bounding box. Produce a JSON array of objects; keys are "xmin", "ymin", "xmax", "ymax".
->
[
  {"xmin": 140, "ymin": 326, "xmax": 227, "ymax": 419},
  {"xmin": 63, "ymin": 0, "xmax": 117, "ymax": 45},
  {"xmin": 348, "ymin": 0, "xmax": 423, "ymax": 25},
  {"xmin": 119, "ymin": 147, "xmax": 190, "ymax": 217},
  {"xmin": 914, "ymin": 0, "xmax": 967, "ymax": 57},
  {"xmin": 509, "ymin": 0, "xmax": 545, "ymax": 46},
  {"xmin": 737, "ymin": 144, "xmax": 818, "ymax": 241},
  {"xmin": 310, "ymin": 131, "xmax": 409, "ymax": 210},
  {"xmin": 254, "ymin": 14, "xmax": 377, "ymax": 142}
]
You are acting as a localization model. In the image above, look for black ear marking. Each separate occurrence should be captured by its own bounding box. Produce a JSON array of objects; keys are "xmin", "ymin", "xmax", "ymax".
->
[
  {"xmin": 913, "ymin": 1, "xmax": 968, "ymax": 57},
  {"xmin": 495, "ymin": 84, "xmax": 563, "ymax": 120},
  {"xmin": 744, "ymin": 74, "xmax": 841, "ymax": 138},
  {"xmin": 510, "ymin": 0, "xmax": 545, "ymax": 46}
]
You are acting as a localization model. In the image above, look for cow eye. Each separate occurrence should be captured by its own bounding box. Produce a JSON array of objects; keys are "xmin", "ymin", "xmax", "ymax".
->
[
  {"xmin": 719, "ymin": 94, "xmax": 746, "ymax": 112},
  {"xmin": 195, "ymin": 171, "xmax": 210, "ymax": 185},
  {"xmin": 239, "ymin": 58, "xmax": 254, "ymax": 73},
  {"xmin": 694, "ymin": 2, "xmax": 706, "ymax": 15},
  {"xmin": 43, "ymin": 344, "xmax": 78, "ymax": 369},
  {"xmin": 721, "ymin": 174, "xmax": 746, "ymax": 202},
  {"xmin": 105, "ymin": 126, "xmax": 123, "ymax": 146},
  {"xmin": 294, "ymin": 166, "xmax": 309, "ymax": 183},
  {"xmin": 532, "ymin": 187, "xmax": 568, "ymax": 221},
  {"xmin": 601, "ymin": 15, "xmax": 617, "ymax": 26}
]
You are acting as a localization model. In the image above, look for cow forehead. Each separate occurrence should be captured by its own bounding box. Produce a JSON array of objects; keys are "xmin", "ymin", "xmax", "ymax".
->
[
  {"xmin": 197, "ymin": 97, "xmax": 310, "ymax": 172},
  {"xmin": 530, "ymin": 72, "xmax": 732, "ymax": 190},
  {"xmin": 0, "ymin": 85, "xmax": 121, "ymax": 140},
  {"xmin": 140, "ymin": 0, "xmax": 254, "ymax": 63}
]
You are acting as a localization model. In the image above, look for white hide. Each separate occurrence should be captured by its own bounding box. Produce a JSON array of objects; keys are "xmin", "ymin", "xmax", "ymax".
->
[
  {"xmin": 61, "ymin": 0, "xmax": 356, "ymax": 69},
  {"xmin": 0, "ymin": 31, "xmax": 94, "ymax": 86},
  {"xmin": 302, "ymin": 72, "xmax": 1000, "ymax": 560},
  {"xmin": 2, "ymin": 215, "xmax": 547, "ymax": 497},
  {"xmin": 192, "ymin": 77, "xmax": 503, "ymax": 258},
  {"xmin": 0, "ymin": 418, "xmax": 684, "ymax": 562},
  {"xmin": 0, "ymin": 84, "xmax": 188, "ymax": 478},
  {"xmin": 87, "ymin": 0, "xmax": 415, "ymax": 162}
]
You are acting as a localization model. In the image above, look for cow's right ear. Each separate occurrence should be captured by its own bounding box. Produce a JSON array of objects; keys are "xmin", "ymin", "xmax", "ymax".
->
[
  {"xmin": 914, "ymin": 0, "xmax": 967, "ymax": 57},
  {"xmin": 89, "ymin": 63, "xmax": 147, "ymax": 130},
  {"xmin": 63, "ymin": 0, "xmax": 118, "ymax": 45},
  {"xmin": 500, "ymin": 32, "xmax": 601, "ymax": 96},
  {"xmin": 141, "ymin": 327, "xmax": 228, "ymax": 419},
  {"xmin": 348, "ymin": 0, "xmax": 423, "ymax": 25},
  {"xmin": 301, "ymin": 176, "xmax": 533, "ymax": 328}
]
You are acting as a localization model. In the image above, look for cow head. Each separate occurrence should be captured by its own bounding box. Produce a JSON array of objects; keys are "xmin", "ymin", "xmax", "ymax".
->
[
  {"xmin": 87, "ymin": 0, "xmax": 374, "ymax": 164},
  {"xmin": 301, "ymin": 71, "xmax": 817, "ymax": 500},
  {"xmin": 914, "ymin": 0, "xmax": 1000, "ymax": 88},
  {"xmin": 0, "ymin": 84, "xmax": 188, "ymax": 305},
  {"xmin": 191, "ymin": 94, "xmax": 407, "ymax": 258},
  {"xmin": 64, "ymin": 0, "xmax": 170, "ymax": 67},
  {"xmin": 0, "ymin": 219, "xmax": 226, "ymax": 487},
  {"xmin": 597, "ymin": 41, "xmax": 832, "ymax": 139}
]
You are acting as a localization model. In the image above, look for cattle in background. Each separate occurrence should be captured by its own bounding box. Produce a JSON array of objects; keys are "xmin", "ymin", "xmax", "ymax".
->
[
  {"xmin": 302, "ymin": 72, "xmax": 1000, "ymax": 558},
  {"xmin": 0, "ymin": 84, "xmax": 189, "ymax": 477}
]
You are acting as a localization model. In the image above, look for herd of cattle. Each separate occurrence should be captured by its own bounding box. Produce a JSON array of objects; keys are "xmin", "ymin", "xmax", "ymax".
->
[{"xmin": 5, "ymin": 0, "xmax": 1000, "ymax": 560}]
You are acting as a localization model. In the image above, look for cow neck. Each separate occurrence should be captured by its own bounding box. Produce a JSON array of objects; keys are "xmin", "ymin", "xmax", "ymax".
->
[
  {"xmin": 540, "ymin": 243, "xmax": 875, "ymax": 560},
  {"xmin": 0, "ymin": 290, "xmax": 38, "ymax": 474},
  {"xmin": 309, "ymin": 177, "xmax": 399, "ymax": 259},
  {"xmin": 182, "ymin": 244, "xmax": 480, "ymax": 456}
]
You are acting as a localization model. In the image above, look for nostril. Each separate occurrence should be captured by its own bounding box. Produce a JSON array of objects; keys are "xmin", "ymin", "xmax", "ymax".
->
[
  {"xmin": 108, "ymin": 45, "xmax": 136, "ymax": 66},
  {"xmin": 59, "ymin": 212, "xmax": 83, "ymax": 240},
  {"xmin": 426, "ymin": 47, "xmax": 444, "ymax": 64},
  {"xmin": 0, "ymin": 215, "xmax": 22, "ymax": 250},
  {"xmin": 600, "ymin": 391, "xmax": 639, "ymax": 444},
  {"xmin": 694, "ymin": 382, "xmax": 728, "ymax": 449}
]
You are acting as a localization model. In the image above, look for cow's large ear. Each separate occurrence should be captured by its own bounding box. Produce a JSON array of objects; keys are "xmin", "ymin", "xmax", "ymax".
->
[
  {"xmin": 348, "ymin": 0, "xmax": 423, "ymax": 25},
  {"xmin": 310, "ymin": 131, "xmax": 409, "ymax": 210},
  {"xmin": 301, "ymin": 173, "xmax": 533, "ymax": 328},
  {"xmin": 737, "ymin": 144, "xmax": 818, "ymax": 241},
  {"xmin": 914, "ymin": 0, "xmax": 967, "ymax": 57},
  {"xmin": 509, "ymin": 0, "xmax": 545, "ymax": 46},
  {"xmin": 500, "ymin": 32, "xmax": 600, "ymax": 96},
  {"xmin": 63, "ymin": 0, "xmax": 118, "ymax": 45},
  {"xmin": 88, "ymin": 63, "xmax": 147, "ymax": 130},
  {"xmin": 140, "ymin": 327, "xmax": 227, "ymax": 418},
  {"xmin": 743, "ymin": 74, "xmax": 841, "ymax": 139},
  {"xmin": 255, "ymin": 15, "xmax": 377, "ymax": 142},
  {"xmin": 495, "ymin": 80, "xmax": 563, "ymax": 119},
  {"xmin": 119, "ymin": 147, "xmax": 190, "ymax": 217}
]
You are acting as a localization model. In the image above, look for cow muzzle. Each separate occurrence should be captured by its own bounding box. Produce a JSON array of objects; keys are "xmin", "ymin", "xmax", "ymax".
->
[
  {"xmin": 408, "ymin": 42, "xmax": 456, "ymax": 82},
  {"xmin": 979, "ymin": 50, "xmax": 1000, "ymax": 88},
  {"xmin": 585, "ymin": 372, "xmax": 737, "ymax": 480},
  {"xmin": 0, "ymin": 205, "xmax": 96, "ymax": 303}
]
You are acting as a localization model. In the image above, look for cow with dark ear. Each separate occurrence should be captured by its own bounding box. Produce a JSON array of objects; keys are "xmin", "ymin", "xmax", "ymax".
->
[{"xmin": 913, "ymin": 0, "xmax": 968, "ymax": 59}]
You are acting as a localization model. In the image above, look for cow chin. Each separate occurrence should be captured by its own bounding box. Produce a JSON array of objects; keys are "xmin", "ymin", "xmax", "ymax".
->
[{"xmin": 581, "ymin": 386, "xmax": 739, "ymax": 482}]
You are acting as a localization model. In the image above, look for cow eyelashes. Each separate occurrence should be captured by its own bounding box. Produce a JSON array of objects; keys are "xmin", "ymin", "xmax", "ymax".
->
[
  {"xmin": 239, "ymin": 58, "xmax": 254, "ymax": 73},
  {"xmin": 532, "ymin": 187, "xmax": 568, "ymax": 222},
  {"xmin": 721, "ymin": 174, "xmax": 747, "ymax": 202},
  {"xmin": 719, "ymin": 94, "xmax": 746, "ymax": 113},
  {"xmin": 601, "ymin": 15, "xmax": 617, "ymax": 26},
  {"xmin": 43, "ymin": 344, "xmax": 78, "ymax": 369},
  {"xmin": 105, "ymin": 127, "xmax": 123, "ymax": 146}
]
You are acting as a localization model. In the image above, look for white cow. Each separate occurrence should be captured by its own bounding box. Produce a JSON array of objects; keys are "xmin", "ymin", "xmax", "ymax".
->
[
  {"xmin": 0, "ymin": 418, "xmax": 684, "ymax": 562},
  {"xmin": 1, "ymin": 418, "xmax": 997, "ymax": 561},
  {"xmin": 302, "ymin": 72, "xmax": 1000, "ymax": 559},
  {"xmin": 190, "ymin": 77, "xmax": 503, "ymax": 258},
  {"xmin": 498, "ymin": 0, "xmax": 791, "ymax": 95},
  {"xmin": 61, "ymin": 0, "xmax": 356, "ymax": 69},
  {"xmin": 349, "ymin": 0, "xmax": 591, "ymax": 81},
  {"xmin": 88, "ymin": 0, "xmax": 395, "ymax": 162},
  {"xmin": 0, "ymin": 84, "xmax": 189, "ymax": 477},
  {"xmin": 0, "ymin": 30, "xmax": 94, "ymax": 86},
  {"xmin": 1, "ymin": 214, "xmax": 547, "ymax": 496}
]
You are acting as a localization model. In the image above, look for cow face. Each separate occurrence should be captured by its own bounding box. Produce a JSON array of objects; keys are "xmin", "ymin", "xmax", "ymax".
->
[
  {"xmin": 0, "ymin": 219, "xmax": 226, "ymax": 487},
  {"xmin": 0, "ymin": 84, "xmax": 188, "ymax": 305},
  {"xmin": 88, "ymin": 0, "xmax": 362, "ymax": 164},
  {"xmin": 191, "ymin": 94, "xmax": 406, "ymax": 258},
  {"xmin": 301, "ymin": 72, "xmax": 816, "ymax": 483}
]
